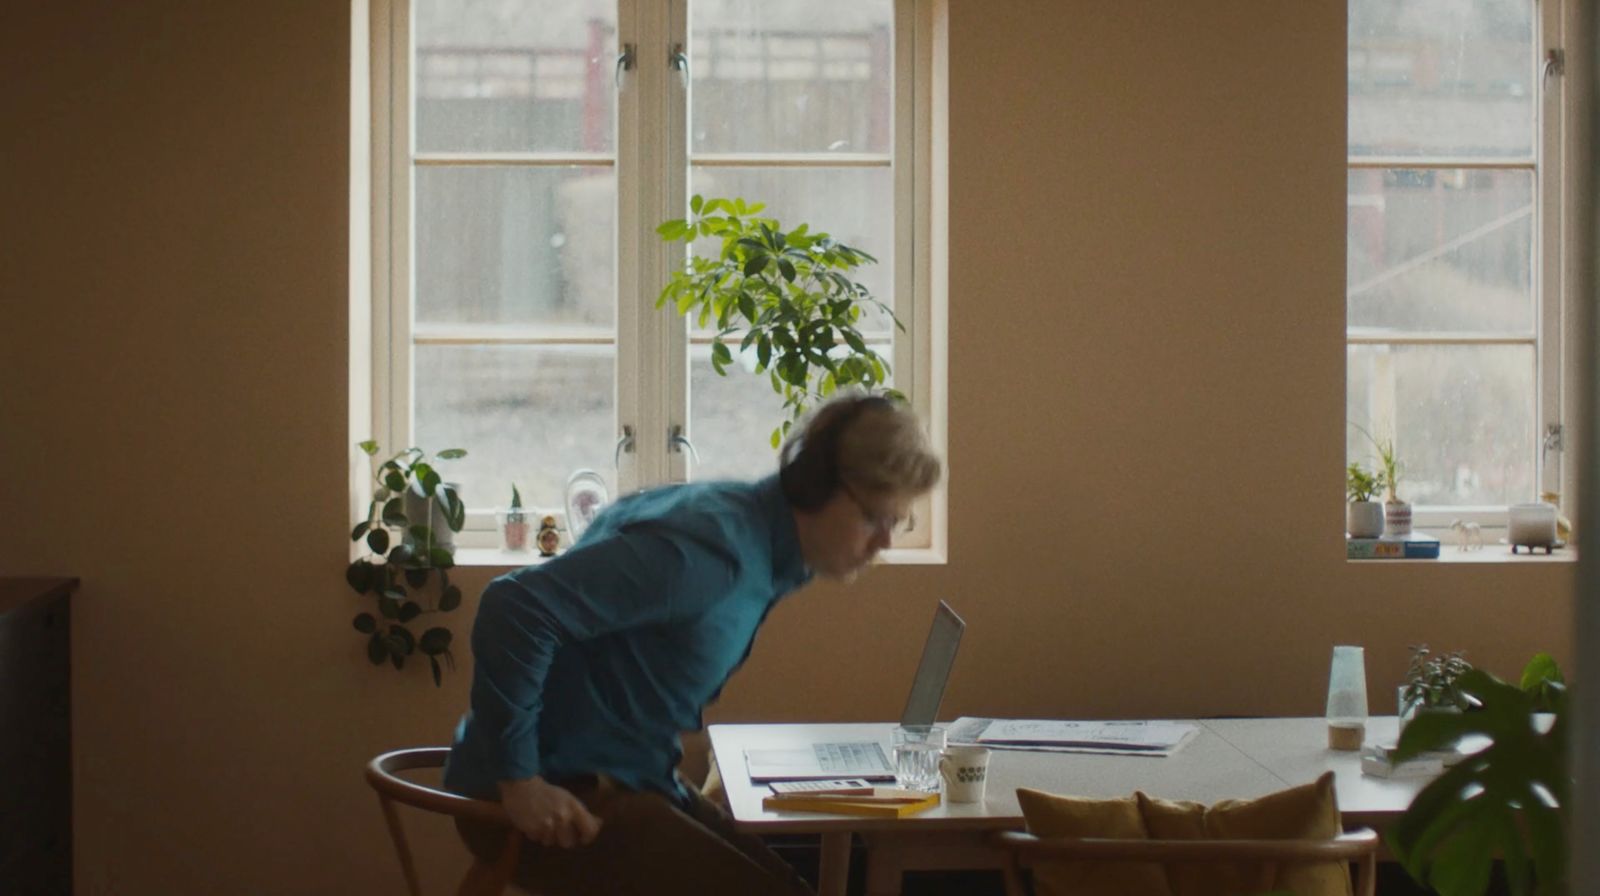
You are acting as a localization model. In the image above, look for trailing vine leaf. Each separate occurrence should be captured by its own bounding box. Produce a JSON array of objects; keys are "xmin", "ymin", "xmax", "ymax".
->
[
  {"xmin": 381, "ymin": 498, "xmax": 406, "ymax": 527},
  {"xmin": 419, "ymin": 627, "xmax": 453, "ymax": 656},
  {"xmin": 398, "ymin": 601, "xmax": 422, "ymax": 624},
  {"xmin": 352, "ymin": 613, "xmax": 376, "ymax": 634},
  {"xmin": 365, "ymin": 528, "xmax": 390, "ymax": 554},
  {"xmin": 439, "ymin": 584, "xmax": 462, "ymax": 612},
  {"xmin": 345, "ymin": 560, "xmax": 375, "ymax": 594},
  {"xmin": 367, "ymin": 632, "xmax": 388, "ymax": 665},
  {"xmin": 388, "ymin": 624, "xmax": 416, "ymax": 656}
]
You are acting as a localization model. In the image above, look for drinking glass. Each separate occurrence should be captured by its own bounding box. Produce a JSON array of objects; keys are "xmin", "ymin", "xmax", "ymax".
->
[{"xmin": 891, "ymin": 724, "xmax": 946, "ymax": 792}]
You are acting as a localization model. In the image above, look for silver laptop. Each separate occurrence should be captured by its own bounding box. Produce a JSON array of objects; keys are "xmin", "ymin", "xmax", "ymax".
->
[{"xmin": 744, "ymin": 601, "xmax": 965, "ymax": 782}]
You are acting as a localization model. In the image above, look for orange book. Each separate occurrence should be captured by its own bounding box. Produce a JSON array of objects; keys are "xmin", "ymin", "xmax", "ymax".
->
[{"xmin": 761, "ymin": 790, "xmax": 941, "ymax": 818}]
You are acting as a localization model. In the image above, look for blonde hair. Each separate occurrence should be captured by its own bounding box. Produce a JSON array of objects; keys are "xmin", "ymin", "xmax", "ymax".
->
[{"xmin": 779, "ymin": 393, "xmax": 941, "ymax": 506}]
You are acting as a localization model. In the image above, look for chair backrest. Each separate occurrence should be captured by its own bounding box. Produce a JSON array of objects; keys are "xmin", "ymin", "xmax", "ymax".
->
[
  {"xmin": 365, "ymin": 747, "xmax": 521, "ymax": 896},
  {"xmin": 991, "ymin": 828, "xmax": 1379, "ymax": 896}
]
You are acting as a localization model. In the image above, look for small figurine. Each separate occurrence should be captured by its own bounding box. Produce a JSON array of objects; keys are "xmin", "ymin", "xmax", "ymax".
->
[
  {"xmin": 536, "ymin": 514, "xmax": 562, "ymax": 557},
  {"xmin": 1449, "ymin": 519, "xmax": 1483, "ymax": 552},
  {"xmin": 1540, "ymin": 491, "xmax": 1573, "ymax": 544}
]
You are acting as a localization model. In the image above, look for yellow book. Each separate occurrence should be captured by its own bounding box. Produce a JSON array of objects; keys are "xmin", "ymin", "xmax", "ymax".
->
[{"xmin": 761, "ymin": 791, "xmax": 941, "ymax": 818}]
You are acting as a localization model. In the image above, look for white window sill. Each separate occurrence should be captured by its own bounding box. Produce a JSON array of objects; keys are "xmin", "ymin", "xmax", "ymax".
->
[{"xmin": 1348, "ymin": 546, "xmax": 1575, "ymax": 564}]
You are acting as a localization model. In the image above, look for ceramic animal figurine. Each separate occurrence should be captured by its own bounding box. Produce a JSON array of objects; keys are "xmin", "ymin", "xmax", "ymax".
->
[{"xmin": 1449, "ymin": 519, "xmax": 1483, "ymax": 551}]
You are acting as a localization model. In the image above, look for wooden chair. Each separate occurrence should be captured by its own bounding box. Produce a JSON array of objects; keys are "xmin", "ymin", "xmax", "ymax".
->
[
  {"xmin": 366, "ymin": 747, "xmax": 523, "ymax": 896},
  {"xmin": 991, "ymin": 827, "xmax": 1379, "ymax": 896}
]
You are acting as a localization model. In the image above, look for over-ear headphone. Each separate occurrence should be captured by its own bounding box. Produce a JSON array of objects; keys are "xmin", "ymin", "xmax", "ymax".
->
[{"xmin": 779, "ymin": 395, "xmax": 894, "ymax": 511}]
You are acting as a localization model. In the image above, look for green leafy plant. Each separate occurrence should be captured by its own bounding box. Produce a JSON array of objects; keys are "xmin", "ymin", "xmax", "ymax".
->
[
  {"xmin": 1389, "ymin": 654, "xmax": 1568, "ymax": 896},
  {"xmin": 346, "ymin": 441, "xmax": 468, "ymax": 686},
  {"xmin": 657, "ymin": 195, "xmax": 904, "ymax": 447},
  {"xmin": 1352, "ymin": 423, "xmax": 1402, "ymax": 503},
  {"xmin": 1346, "ymin": 461, "xmax": 1386, "ymax": 503},
  {"xmin": 1402, "ymin": 645, "xmax": 1474, "ymax": 713},
  {"xmin": 1519, "ymin": 651, "xmax": 1565, "ymax": 713}
]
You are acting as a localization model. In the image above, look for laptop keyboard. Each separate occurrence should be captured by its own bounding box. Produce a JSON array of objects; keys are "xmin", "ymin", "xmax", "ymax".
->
[{"xmin": 814, "ymin": 742, "xmax": 887, "ymax": 772}]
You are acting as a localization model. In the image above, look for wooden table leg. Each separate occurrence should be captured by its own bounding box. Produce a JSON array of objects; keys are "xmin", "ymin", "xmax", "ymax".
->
[
  {"xmin": 863, "ymin": 841, "xmax": 905, "ymax": 896},
  {"xmin": 818, "ymin": 832, "xmax": 852, "ymax": 896}
]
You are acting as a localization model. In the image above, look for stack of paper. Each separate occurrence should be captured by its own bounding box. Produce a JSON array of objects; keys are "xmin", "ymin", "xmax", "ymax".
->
[
  {"xmin": 761, "ymin": 786, "xmax": 941, "ymax": 818},
  {"xmin": 1360, "ymin": 744, "xmax": 1444, "ymax": 779},
  {"xmin": 949, "ymin": 718, "xmax": 1199, "ymax": 756}
]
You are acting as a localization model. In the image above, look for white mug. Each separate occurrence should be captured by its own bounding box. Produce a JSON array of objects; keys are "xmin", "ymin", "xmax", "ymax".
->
[{"xmin": 938, "ymin": 745, "xmax": 991, "ymax": 803}]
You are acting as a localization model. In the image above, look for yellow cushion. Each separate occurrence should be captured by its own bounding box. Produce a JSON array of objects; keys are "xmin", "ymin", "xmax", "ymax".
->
[
  {"xmin": 1015, "ymin": 788, "xmax": 1170, "ymax": 896},
  {"xmin": 1137, "ymin": 772, "xmax": 1351, "ymax": 896}
]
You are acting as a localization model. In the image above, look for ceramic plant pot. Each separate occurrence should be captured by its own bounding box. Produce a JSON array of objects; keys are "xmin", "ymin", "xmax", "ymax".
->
[{"xmin": 1347, "ymin": 501, "xmax": 1384, "ymax": 538}]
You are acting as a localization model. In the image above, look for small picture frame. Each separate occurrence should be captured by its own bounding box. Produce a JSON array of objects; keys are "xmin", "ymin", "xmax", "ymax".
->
[{"xmin": 564, "ymin": 468, "xmax": 609, "ymax": 545}]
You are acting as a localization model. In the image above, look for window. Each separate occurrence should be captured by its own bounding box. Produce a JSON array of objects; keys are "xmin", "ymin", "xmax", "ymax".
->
[
  {"xmin": 1346, "ymin": 0, "xmax": 1571, "ymax": 529},
  {"xmin": 364, "ymin": 0, "xmax": 945, "ymax": 552}
]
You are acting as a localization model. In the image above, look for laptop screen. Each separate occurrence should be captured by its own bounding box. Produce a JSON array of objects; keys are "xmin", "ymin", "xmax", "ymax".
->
[{"xmin": 899, "ymin": 601, "xmax": 965, "ymax": 727}]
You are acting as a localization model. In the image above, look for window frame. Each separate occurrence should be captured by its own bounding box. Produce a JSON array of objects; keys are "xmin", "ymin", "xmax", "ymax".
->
[
  {"xmin": 362, "ymin": 0, "xmax": 947, "ymax": 558},
  {"xmin": 1345, "ymin": 0, "xmax": 1571, "ymax": 532}
]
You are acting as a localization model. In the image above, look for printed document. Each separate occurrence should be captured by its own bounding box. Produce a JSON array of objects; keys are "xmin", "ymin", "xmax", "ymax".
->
[{"xmin": 949, "ymin": 718, "xmax": 1198, "ymax": 756}]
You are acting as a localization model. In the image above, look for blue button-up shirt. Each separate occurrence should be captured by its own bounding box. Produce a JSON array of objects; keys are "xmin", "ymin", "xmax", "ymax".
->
[{"xmin": 444, "ymin": 474, "xmax": 812, "ymax": 804}]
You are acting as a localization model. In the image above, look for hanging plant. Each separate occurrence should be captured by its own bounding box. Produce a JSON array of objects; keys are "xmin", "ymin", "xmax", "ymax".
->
[{"xmin": 345, "ymin": 441, "xmax": 467, "ymax": 686}]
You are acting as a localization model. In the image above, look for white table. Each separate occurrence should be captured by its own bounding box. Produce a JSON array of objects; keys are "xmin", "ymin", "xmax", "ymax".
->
[{"xmin": 708, "ymin": 717, "xmax": 1428, "ymax": 896}]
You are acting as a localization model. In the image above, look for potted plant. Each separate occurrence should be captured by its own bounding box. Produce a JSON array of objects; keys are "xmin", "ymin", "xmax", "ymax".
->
[
  {"xmin": 500, "ymin": 484, "xmax": 529, "ymax": 551},
  {"xmin": 346, "ymin": 441, "xmax": 468, "ymax": 686},
  {"xmin": 657, "ymin": 195, "xmax": 903, "ymax": 448},
  {"xmin": 1399, "ymin": 645, "xmax": 1473, "ymax": 731},
  {"xmin": 1354, "ymin": 424, "xmax": 1409, "ymax": 536},
  {"xmin": 1346, "ymin": 461, "xmax": 1386, "ymax": 538},
  {"xmin": 1389, "ymin": 653, "xmax": 1568, "ymax": 896}
]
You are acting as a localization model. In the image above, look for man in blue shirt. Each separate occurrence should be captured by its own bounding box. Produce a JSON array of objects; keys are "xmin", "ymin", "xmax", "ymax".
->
[{"xmin": 447, "ymin": 393, "xmax": 942, "ymax": 895}]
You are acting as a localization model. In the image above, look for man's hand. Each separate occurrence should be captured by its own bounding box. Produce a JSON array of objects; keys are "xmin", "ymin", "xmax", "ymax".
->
[{"xmin": 498, "ymin": 776, "xmax": 603, "ymax": 848}]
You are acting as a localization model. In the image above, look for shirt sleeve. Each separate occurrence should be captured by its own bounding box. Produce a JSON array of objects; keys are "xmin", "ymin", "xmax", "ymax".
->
[{"xmin": 468, "ymin": 523, "xmax": 741, "ymax": 783}]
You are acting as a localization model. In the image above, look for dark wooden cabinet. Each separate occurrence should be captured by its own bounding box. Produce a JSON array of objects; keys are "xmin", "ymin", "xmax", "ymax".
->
[{"xmin": 0, "ymin": 578, "xmax": 75, "ymax": 896}]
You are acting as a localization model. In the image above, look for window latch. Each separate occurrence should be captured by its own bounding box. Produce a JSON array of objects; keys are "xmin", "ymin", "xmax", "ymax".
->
[
  {"xmin": 667, "ymin": 424, "xmax": 700, "ymax": 464},
  {"xmin": 1543, "ymin": 48, "xmax": 1564, "ymax": 86},
  {"xmin": 669, "ymin": 42, "xmax": 689, "ymax": 85},
  {"xmin": 614, "ymin": 425, "xmax": 635, "ymax": 469},
  {"xmin": 615, "ymin": 43, "xmax": 637, "ymax": 88}
]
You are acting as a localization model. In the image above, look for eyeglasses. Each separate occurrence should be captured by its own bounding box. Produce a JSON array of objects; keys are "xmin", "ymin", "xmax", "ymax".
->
[{"xmin": 840, "ymin": 483, "xmax": 916, "ymax": 537}]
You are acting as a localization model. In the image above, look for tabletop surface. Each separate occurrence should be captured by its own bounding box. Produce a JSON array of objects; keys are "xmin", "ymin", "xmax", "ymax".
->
[{"xmin": 708, "ymin": 717, "xmax": 1430, "ymax": 833}]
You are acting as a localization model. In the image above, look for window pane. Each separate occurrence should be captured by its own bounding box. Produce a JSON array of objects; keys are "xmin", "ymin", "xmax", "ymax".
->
[
  {"xmin": 1347, "ymin": 344, "xmax": 1535, "ymax": 506},
  {"xmin": 1347, "ymin": 168, "xmax": 1533, "ymax": 334},
  {"xmin": 689, "ymin": 0, "xmax": 893, "ymax": 154},
  {"xmin": 688, "ymin": 345, "xmax": 787, "ymax": 482},
  {"xmin": 415, "ymin": 166, "xmax": 615, "ymax": 328},
  {"xmin": 687, "ymin": 166, "xmax": 895, "ymax": 334},
  {"xmin": 414, "ymin": 0, "xmax": 616, "ymax": 153},
  {"xmin": 414, "ymin": 345, "xmax": 615, "ymax": 512},
  {"xmin": 1348, "ymin": 0, "xmax": 1534, "ymax": 158}
]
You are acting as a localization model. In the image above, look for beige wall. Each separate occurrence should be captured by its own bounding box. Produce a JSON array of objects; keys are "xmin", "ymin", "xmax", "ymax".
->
[{"xmin": 1, "ymin": 1, "xmax": 1573, "ymax": 893}]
